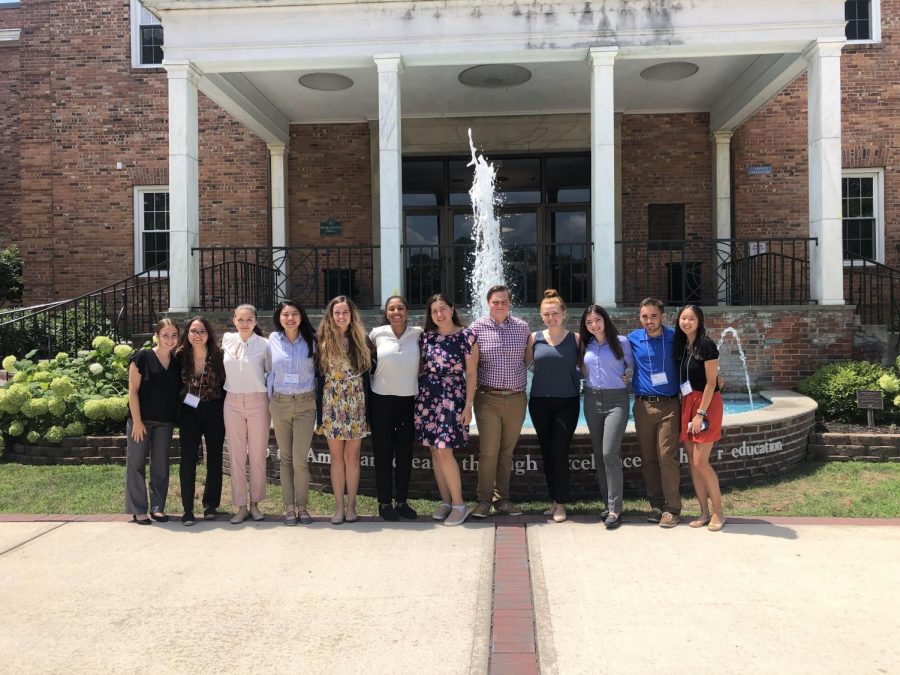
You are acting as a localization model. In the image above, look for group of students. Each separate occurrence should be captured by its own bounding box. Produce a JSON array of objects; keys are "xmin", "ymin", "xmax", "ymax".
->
[{"xmin": 124, "ymin": 286, "xmax": 725, "ymax": 532}]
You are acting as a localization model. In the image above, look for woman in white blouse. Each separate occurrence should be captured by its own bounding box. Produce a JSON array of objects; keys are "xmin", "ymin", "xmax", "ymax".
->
[
  {"xmin": 368, "ymin": 295, "xmax": 422, "ymax": 521},
  {"xmin": 222, "ymin": 304, "xmax": 270, "ymax": 524}
]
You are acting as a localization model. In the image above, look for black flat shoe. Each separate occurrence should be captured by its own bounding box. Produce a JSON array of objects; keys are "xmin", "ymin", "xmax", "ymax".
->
[
  {"xmin": 132, "ymin": 515, "xmax": 151, "ymax": 525},
  {"xmin": 395, "ymin": 502, "xmax": 418, "ymax": 520},
  {"xmin": 203, "ymin": 506, "xmax": 217, "ymax": 521},
  {"xmin": 150, "ymin": 513, "xmax": 169, "ymax": 523},
  {"xmin": 604, "ymin": 514, "xmax": 622, "ymax": 530},
  {"xmin": 378, "ymin": 504, "xmax": 398, "ymax": 522},
  {"xmin": 181, "ymin": 512, "xmax": 196, "ymax": 526},
  {"xmin": 600, "ymin": 509, "xmax": 610, "ymax": 522}
]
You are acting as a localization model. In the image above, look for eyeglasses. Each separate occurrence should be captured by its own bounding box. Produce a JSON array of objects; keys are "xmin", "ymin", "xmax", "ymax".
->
[{"xmin": 189, "ymin": 329, "xmax": 208, "ymax": 336}]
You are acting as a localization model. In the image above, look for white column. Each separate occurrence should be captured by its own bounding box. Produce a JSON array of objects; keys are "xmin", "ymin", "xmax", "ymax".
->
[
  {"xmin": 614, "ymin": 113, "xmax": 623, "ymax": 302},
  {"xmin": 375, "ymin": 54, "xmax": 403, "ymax": 304},
  {"xmin": 804, "ymin": 37, "xmax": 846, "ymax": 305},
  {"xmin": 165, "ymin": 60, "xmax": 202, "ymax": 313},
  {"xmin": 589, "ymin": 46, "xmax": 618, "ymax": 306},
  {"xmin": 268, "ymin": 143, "xmax": 289, "ymax": 301},
  {"xmin": 712, "ymin": 131, "xmax": 733, "ymax": 304}
]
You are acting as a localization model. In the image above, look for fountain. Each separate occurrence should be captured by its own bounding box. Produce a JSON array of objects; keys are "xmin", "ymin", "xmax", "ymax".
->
[
  {"xmin": 717, "ymin": 327, "xmax": 754, "ymax": 409},
  {"xmin": 466, "ymin": 129, "xmax": 505, "ymax": 319}
]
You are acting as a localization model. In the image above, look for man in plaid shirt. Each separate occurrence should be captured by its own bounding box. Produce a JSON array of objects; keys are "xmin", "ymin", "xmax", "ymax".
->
[{"xmin": 470, "ymin": 285, "xmax": 530, "ymax": 518}]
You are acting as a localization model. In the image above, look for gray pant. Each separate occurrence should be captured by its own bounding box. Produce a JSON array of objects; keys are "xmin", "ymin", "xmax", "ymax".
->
[
  {"xmin": 583, "ymin": 388, "xmax": 629, "ymax": 514},
  {"xmin": 124, "ymin": 419, "xmax": 173, "ymax": 515}
]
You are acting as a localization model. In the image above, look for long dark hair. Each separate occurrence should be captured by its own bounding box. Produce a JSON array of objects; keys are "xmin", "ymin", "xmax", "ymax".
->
[
  {"xmin": 379, "ymin": 295, "xmax": 409, "ymax": 327},
  {"xmin": 423, "ymin": 293, "xmax": 463, "ymax": 333},
  {"xmin": 176, "ymin": 316, "xmax": 225, "ymax": 382},
  {"xmin": 578, "ymin": 304, "xmax": 624, "ymax": 363},
  {"xmin": 674, "ymin": 304, "xmax": 707, "ymax": 356},
  {"xmin": 272, "ymin": 300, "xmax": 316, "ymax": 349}
]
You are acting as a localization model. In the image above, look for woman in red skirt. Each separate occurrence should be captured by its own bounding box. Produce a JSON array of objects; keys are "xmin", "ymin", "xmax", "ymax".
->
[{"xmin": 675, "ymin": 304, "xmax": 726, "ymax": 531}]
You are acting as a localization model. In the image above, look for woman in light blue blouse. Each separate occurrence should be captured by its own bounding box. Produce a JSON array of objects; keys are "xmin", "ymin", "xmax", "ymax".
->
[
  {"xmin": 579, "ymin": 304, "xmax": 634, "ymax": 530},
  {"xmin": 267, "ymin": 300, "xmax": 318, "ymax": 526}
]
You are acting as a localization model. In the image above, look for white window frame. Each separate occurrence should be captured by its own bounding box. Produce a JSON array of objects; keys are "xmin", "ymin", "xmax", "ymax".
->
[
  {"xmin": 846, "ymin": 0, "xmax": 881, "ymax": 44},
  {"xmin": 134, "ymin": 186, "xmax": 170, "ymax": 276},
  {"xmin": 130, "ymin": 0, "xmax": 164, "ymax": 68},
  {"xmin": 841, "ymin": 168, "xmax": 885, "ymax": 265}
]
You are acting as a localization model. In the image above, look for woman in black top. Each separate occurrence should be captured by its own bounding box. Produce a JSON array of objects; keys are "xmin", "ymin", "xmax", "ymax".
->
[
  {"xmin": 124, "ymin": 318, "xmax": 182, "ymax": 524},
  {"xmin": 674, "ymin": 305, "xmax": 726, "ymax": 532}
]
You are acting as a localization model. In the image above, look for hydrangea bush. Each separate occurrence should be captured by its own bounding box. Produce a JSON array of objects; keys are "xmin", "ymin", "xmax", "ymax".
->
[{"xmin": 0, "ymin": 336, "xmax": 137, "ymax": 445}]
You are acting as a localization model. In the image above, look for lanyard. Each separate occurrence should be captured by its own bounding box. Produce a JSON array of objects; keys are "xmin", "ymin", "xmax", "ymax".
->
[
  {"xmin": 189, "ymin": 360, "xmax": 206, "ymax": 399},
  {"xmin": 644, "ymin": 331, "xmax": 666, "ymax": 373},
  {"xmin": 681, "ymin": 348, "xmax": 693, "ymax": 383}
]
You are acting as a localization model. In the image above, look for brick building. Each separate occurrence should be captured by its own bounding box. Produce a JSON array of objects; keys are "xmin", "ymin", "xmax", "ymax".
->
[{"xmin": 0, "ymin": 1, "xmax": 894, "ymax": 337}]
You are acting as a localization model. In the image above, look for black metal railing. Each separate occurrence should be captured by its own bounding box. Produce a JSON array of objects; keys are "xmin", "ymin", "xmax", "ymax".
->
[
  {"xmin": 403, "ymin": 242, "xmax": 592, "ymax": 307},
  {"xmin": 0, "ymin": 266, "xmax": 168, "ymax": 358},
  {"xmin": 845, "ymin": 253, "xmax": 900, "ymax": 333},
  {"xmin": 617, "ymin": 237, "xmax": 816, "ymax": 307},
  {"xmin": 193, "ymin": 246, "xmax": 379, "ymax": 311}
]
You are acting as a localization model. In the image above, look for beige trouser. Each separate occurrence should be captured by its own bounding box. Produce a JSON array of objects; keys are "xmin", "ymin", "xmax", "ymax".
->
[
  {"xmin": 474, "ymin": 390, "xmax": 527, "ymax": 504},
  {"xmin": 269, "ymin": 391, "xmax": 316, "ymax": 510},
  {"xmin": 224, "ymin": 392, "xmax": 270, "ymax": 507},
  {"xmin": 632, "ymin": 396, "xmax": 682, "ymax": 515}
]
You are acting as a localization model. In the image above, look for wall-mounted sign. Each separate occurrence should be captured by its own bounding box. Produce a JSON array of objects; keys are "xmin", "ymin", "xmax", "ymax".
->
[
  {"xmin": 320, "ymin": 218, "xmax": 342, "ymax": 236},
  {"xmin": 746, "ymin": 164, "xmax": 773, "ymax": 176}
]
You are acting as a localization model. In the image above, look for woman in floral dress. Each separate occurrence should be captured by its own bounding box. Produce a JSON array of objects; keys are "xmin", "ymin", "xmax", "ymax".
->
[
  {"xmin": 316, "ymin": 295, "xmax": 374, "ymax": 525},
  {"xmin": 415, "ymin": 293, "xmax": 479, "ymax": 527}
]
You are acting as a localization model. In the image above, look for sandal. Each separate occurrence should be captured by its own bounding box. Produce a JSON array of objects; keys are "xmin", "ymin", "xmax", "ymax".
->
[{"xmin": 298, "ymin": 510, "xmax": 313, "ymax": 525}]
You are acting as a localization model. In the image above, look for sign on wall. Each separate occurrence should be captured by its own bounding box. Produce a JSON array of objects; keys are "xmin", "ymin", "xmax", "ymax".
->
[{"xmin": 320, "ymin": 218, "xmax": 342, "ymax": 236}]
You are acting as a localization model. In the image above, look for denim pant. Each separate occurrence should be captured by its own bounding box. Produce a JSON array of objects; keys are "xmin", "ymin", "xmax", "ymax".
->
[{"xmin": 583, "ymin": 388, "xmax": 629, "ymax": 514}]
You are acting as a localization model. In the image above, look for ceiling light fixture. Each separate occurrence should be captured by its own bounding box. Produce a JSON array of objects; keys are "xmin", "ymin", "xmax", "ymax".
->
[
  {"xmin": 298, "ymin": 73, "xmax": 354, "ymax": 91},
  {"xmin": 458, "ymin": 64, "xmax": 532, "ymax": 89},
  {"xmin": 639, "ymin": 62, "xmax": 699, "ymax": 82}
]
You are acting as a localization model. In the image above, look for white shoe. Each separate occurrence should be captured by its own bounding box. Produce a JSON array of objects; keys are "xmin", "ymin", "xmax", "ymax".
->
[
  {"xmin": 230, "ymin": 507, "xmax": 249, "ymax": 524},
  {"xmin": 444, "ymin": 505, "xmax": 470, "ymax": 527},
  {"xmin": 249, "ymin": 504, "xmax": 264, "ymax": 522},
  {"xmin": 432, "ymin": 503, "xmax": 452, "ymax": 521}
]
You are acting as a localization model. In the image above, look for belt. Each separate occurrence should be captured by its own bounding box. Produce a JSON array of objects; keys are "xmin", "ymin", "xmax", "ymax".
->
[
  {"xmin": 635, "ymin": 395, "xmax": 678, "ymax": 402},
  {"xmin": 478, "ymin": 387, "xmax": 523, "ymax": 396},
  {"xmin": 273, "ymin": 391, "xmax": 315, "ymax": 399}
]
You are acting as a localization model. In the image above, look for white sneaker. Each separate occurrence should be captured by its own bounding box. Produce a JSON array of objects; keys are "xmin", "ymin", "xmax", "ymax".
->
[
  {"xmin": 432, "ymin": 503, "xmax": 452, "ymax": 521},
  {"xmin": 444, "ymin": 505, "xmax": 470, "ymax": 527}
]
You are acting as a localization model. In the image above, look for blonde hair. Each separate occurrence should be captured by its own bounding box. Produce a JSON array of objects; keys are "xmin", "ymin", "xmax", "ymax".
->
[
  {"xmin": 540, "ymin": 289, "xmax": 566, "ymax": 313},
  {"xmin": 317, "ymin": 296, "xmax": 372, "ymax": 373}
]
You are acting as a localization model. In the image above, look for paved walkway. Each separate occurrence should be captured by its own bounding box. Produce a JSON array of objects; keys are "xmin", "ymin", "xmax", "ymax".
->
[{"xmin": 1, "ymin": 516, "xmax": 898, "ymax": 674}]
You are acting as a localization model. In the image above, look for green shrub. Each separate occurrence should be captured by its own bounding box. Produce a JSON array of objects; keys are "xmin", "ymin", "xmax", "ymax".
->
[
  {"xmin": 0, "ymin": 244, "xmax": 23, "ymax": 307},
  {"xmin": 799, "ymin": 360, "xmax": 898, "ymax": 423},
  {"xmin": 0, "ymin": 334, "xmax": 138, "ymax": 446}
]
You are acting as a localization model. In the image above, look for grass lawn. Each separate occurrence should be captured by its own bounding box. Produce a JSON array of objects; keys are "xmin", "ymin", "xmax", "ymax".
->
[{"xmin": 0, "ymin": 460, "xmax": 898, "ymax": 518}]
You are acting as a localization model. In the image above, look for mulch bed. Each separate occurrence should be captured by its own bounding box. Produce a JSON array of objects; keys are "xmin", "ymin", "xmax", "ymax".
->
[{"xmin": 815, "ymin": 421, "xmax": 900, "ymax": 434}]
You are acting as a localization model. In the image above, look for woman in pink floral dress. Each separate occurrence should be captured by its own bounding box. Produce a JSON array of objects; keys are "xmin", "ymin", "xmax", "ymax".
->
[{"xmin": 415, "ymin": 294, "xmax": 479, "ymax": 526}]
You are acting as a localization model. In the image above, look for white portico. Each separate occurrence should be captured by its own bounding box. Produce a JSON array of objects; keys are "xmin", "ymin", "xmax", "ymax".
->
[{"xmin": 143, "ymin": 0, "xmax": 847, "ymax": 312}]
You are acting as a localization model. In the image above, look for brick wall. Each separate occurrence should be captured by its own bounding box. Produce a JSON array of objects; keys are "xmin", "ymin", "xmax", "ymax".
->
[
  {"xmin": 733, "ymin": 0, "xmax": 900, "ymax": 268},
  {"xmin": 287, "ymin": 123, "xmax": 372, "ymax": 247},
  {"xmin": 0, "ymin": 21, "xmax": 19, "ymax": 245},
  {"xmin": 12, "ymin": 0, "xmax": 268, "ymax": 304}
]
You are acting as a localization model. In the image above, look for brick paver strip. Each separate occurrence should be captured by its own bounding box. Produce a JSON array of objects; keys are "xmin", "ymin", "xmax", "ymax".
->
[{"xmin": 490, "ymin": 525, "xmax": 539, "ymax": 675}]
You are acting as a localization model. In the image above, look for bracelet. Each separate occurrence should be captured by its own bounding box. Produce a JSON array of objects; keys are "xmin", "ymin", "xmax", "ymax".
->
[
  {"xmin": 696, "ymin": 409, "xmax": 708, "ymax": 417},
  {"xmin": 464, "ymin": 400, "xmax": 474, "ymax": 407}
]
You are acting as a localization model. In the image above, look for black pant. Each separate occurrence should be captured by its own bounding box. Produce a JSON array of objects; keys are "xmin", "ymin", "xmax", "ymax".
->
[
  {"xmin": 369, "ymin": 392, "xmax": 415, "ymax": 504},
  {"xmin": 528, "ymin": 396, "xmax": 579, "ymax": 505},
  {"xmin": 179, "ymin": 397, "xmax": 225, "ymax": 513}
]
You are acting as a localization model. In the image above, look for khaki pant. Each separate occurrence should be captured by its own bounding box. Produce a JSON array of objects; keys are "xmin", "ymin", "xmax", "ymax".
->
[
  {"xmin": 633, "ymin": 397, "xmax": 682, "ymax": 515},
  {"xmin": 474, "ymin": 391, "xmax": 527, "ymax": 504},
  {"xmin": 269, "ymin": 391, "xmax": 316, "ymax": 509}
]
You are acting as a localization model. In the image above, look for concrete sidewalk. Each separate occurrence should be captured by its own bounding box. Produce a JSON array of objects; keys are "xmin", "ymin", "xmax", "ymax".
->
[{"xmin": 1, "ymin": 518, "xmax": 898, "ymax": 674}]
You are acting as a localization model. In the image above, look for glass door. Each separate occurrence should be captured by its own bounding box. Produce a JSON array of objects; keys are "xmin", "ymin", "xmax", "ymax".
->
[
  {"xmin": 548, "ymin": 209, "xmax": 590, "ymax": 303},
  {"xmin": 404, "ymin": 213, "xmax": 440, "ymax": 306}
]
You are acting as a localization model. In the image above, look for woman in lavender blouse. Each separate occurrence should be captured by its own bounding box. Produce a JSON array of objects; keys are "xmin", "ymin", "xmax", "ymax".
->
[{"xmin": 579, "ymin": 304, "xmax": 634, "ymax": 530}]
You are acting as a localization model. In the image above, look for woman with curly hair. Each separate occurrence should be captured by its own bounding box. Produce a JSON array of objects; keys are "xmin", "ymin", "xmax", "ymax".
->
[
  {"xmin": 316, "ymin": 296, "xmax": 374, "ymax": 525},
  {"xmin": 175, "ymin": 316, "xmax": 226, "ymax": 525}
]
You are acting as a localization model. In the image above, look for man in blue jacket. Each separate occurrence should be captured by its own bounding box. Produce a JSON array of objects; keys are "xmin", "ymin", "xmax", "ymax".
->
[{"xmin": 628, "ymin": 298, "xmax": 682, "ymax": 527}]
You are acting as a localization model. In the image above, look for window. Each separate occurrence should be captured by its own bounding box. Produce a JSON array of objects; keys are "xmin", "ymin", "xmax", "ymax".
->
[
  {"xmin": 130, "ymin": 0, "xmax": 164, "ymax": 67},
  {"xmin": 845, "ymin": 0, "xmax": 881, "ymax": 43},
  {"xmin": 648, "ymin": 204, "xmax": 685, "ymax": 245},
  {"xmin": 842, "ymin": 169, "xmax": 884, "ymax": 262},
  {"xmin": 134, "ymin": 187, "xmax": 169, "ymax": 273}
]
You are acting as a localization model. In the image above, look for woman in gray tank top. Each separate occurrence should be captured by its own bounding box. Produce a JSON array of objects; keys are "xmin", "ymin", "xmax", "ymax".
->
[{"xmin": 526, "ymin": 290, "xmax": 582, "ymax": 523}]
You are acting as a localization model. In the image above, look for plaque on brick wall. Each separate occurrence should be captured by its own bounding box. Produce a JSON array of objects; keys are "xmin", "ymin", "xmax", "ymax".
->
[
  {"xmin": 320, "ymin": 218, "xmax": 342, "ymax": 236},
  {"xmin": 746, "ymin": 164, "xmax": 773, "ymax": 176}
]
